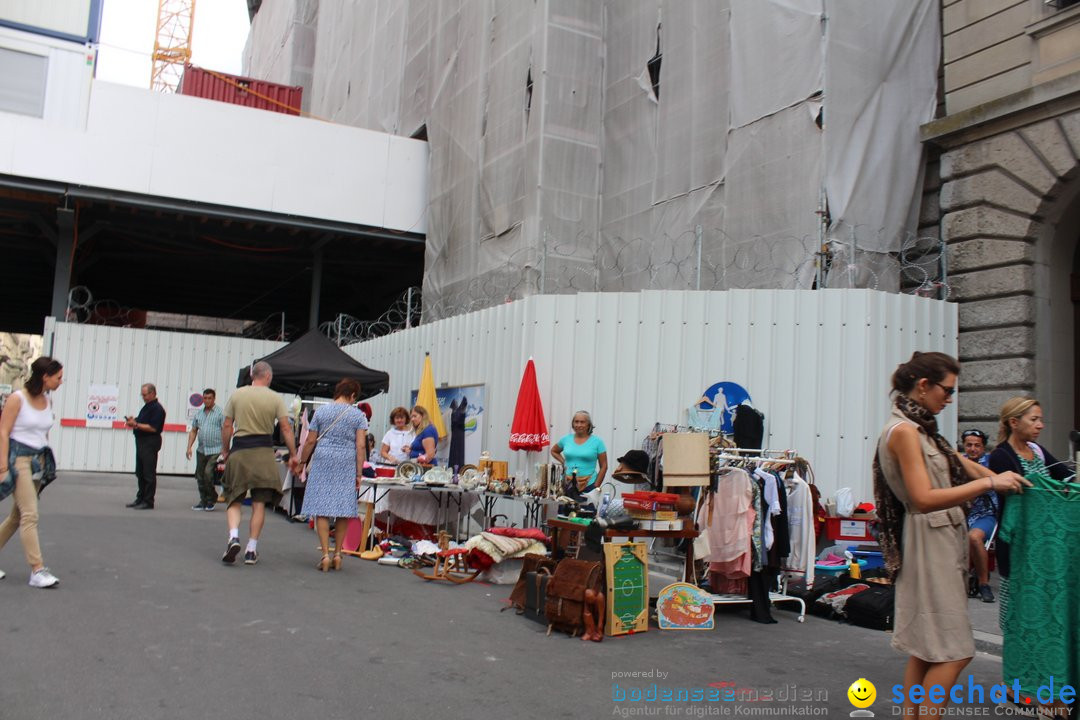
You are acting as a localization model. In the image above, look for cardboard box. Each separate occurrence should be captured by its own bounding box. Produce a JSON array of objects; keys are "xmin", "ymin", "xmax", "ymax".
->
[{"xmin": 661, "ymin": 433, "xmax": 709, "ymax": 488}]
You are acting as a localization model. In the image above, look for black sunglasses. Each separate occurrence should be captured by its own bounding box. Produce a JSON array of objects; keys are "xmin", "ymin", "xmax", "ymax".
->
[{"xmin": 934, "ymin": 382, "xmax": 956, "ymax": 397}]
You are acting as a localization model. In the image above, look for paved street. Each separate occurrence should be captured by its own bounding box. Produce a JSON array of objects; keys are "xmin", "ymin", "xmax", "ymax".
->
[{"xmin": 1, "ymin": 472, "xmax": 1011, "ymax": 720}]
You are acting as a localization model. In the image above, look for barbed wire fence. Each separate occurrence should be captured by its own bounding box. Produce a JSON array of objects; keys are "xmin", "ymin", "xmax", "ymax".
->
[
  {"xmin": 418, "ymin": 224, "xmax": 948, "ymax": 322},
  {"xmin": 65, "ymin": 225, "xmax": 946, "ymax": 344},
  {"xmin": 65, "ymin": 286, "xmax": 298, "ymax": 341}
]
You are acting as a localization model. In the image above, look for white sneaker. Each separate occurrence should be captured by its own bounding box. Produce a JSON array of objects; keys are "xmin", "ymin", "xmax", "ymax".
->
[
  {"xmin": 0, "ymin": 568, "xmax": 6, "ymax": 580},
  {"xmin": 28, "ymin": 568, "xmax": 59, "ymax": 588}
]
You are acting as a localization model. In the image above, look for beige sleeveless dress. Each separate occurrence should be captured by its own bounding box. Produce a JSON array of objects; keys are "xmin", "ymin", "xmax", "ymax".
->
[{"xmin": 877, "ymin": 407, "xmax": 973, "ymax": 662}]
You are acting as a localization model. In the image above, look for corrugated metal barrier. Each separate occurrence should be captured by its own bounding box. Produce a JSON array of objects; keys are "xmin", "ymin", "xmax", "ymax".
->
[
  {"xmin": 41, "ymin": 289, "xmax": 956, "ymax": 504},
  {"xmin": 44, "ymin": 319, "xmax": 284, "ymax": 475},
  {"xmin": 346, "ymin": 290, "xmax": 957, "ymax": 503}
]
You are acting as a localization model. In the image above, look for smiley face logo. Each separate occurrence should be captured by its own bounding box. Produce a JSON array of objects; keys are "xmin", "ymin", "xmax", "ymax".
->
[{"xmin": 847, "ymin": 678, "xmax": 876, "ymax": 709}]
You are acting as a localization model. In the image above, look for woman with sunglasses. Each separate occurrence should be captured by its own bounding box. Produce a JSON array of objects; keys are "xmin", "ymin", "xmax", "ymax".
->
[
  {"xmin": 873, "ymin": 352, "xmax": 1028, "ymax": 716},
  {"xmin": 0, "ymin": 357, "xmax": 64, "ymax": 588}
]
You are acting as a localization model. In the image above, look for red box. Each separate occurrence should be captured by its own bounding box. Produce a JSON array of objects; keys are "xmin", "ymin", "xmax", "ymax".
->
[{"xmin": 825, "ymin": 516, "xmax": 875, "ymax": 542}]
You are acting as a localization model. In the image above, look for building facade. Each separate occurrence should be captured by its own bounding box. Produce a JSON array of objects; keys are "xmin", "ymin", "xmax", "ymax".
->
[
  {"xmin": 245, "ymin": 0, "xmax": 942, "ymax": 321},
  {"xmin": 923, "ymin": 0, "xmax": 1080, "ymax": 452}
]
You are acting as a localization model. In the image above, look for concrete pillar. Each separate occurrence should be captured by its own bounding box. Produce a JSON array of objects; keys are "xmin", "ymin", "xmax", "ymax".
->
[{"xmin": 50, "ymin": 208, "xmax": 75, "ymax": 319}]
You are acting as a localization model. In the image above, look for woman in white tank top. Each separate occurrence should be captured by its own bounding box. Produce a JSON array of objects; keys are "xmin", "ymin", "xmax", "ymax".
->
[{"xmin": 0, "ymin": 356, "xmax": 63, "ymax": 588}]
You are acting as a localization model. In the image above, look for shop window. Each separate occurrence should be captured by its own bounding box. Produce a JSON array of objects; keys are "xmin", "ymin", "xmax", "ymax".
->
[
  {"xmin": 0, "ymin": 47, "xmax": 48, "ymax": 118},
  {"xmin": 647, "ymin": 25, "xmax": 662, "ymax": 101}
]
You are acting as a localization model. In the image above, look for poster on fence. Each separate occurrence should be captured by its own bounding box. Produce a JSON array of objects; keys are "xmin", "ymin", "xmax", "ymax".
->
[
  {"xmin": 410, "ymin": 384, "xmax": 485, "ymax": 469},
  {"xmin": 86, "ymin": 384, "xmax": 120, "ymax": 428}
]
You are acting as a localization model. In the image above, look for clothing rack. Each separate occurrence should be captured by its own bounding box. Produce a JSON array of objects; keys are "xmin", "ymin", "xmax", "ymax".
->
[
  {"xmin": 716, "ymin": 454, "xmax": 796, "ymax": 466},
  {"xmin": 701, "ymin": 454, "xmax": 807, "ymax": 622}
]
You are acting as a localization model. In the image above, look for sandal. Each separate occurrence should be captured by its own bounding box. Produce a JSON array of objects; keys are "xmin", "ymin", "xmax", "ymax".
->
[
  {"xmin": 332, "ymin": 552, "xmax": 343, "ymax": 571},
  {"xmin": 316, "ymin": 554, "xmax": 330, "ymax": 572}
]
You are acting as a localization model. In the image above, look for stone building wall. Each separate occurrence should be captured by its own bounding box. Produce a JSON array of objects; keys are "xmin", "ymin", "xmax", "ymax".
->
[{"xmin": 930, "ymin": 105, "xmax": 1080, "ymax": 446}]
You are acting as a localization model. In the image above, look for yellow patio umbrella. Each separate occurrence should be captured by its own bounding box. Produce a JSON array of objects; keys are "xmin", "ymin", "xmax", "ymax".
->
[{"xmin": 416, "ymin": 352, "xmax": 447, "ymax": 439}]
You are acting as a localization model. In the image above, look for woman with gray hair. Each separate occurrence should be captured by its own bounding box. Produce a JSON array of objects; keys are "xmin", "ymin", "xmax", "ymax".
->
[{"xmin": 550, "ymin": 410, "xmax": 608, "ymax": 500}]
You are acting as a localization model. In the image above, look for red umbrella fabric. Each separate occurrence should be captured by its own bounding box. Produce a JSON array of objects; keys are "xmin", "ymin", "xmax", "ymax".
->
[{"xmin": 509, "ymin": 358, "xmax": 550, "ymax": 452}]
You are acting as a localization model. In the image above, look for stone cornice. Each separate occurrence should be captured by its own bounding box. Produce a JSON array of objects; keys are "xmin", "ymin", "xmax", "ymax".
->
[{"xmin": 921, "ymin": 71, "xmax": 1080, "ymax": 149}]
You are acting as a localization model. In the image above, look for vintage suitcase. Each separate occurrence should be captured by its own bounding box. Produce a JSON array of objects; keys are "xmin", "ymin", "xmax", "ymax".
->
[
  {"xmin": 522, "ymin": 568, "xmax": 553, "ymax": 624},
  {"xmin": 506, "ymin": 553, "xmax": 558, "ymax": 612}
]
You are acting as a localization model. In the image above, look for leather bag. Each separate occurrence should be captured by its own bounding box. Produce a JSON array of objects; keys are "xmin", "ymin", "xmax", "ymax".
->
[{"xmin": 545, "ymin": 558, "xmax": 604, "ymax": 637}]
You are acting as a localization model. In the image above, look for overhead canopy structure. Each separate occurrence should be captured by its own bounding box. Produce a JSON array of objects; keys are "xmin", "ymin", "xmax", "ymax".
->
[{"xmin": 237, "ymin": 328, "xmax": 389, "ymax": 398}]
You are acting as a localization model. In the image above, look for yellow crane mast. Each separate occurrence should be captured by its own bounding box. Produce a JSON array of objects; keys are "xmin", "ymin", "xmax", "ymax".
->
[{"xmin": 150, "ymin": 0, "xmax": 195, "ymax": 93}]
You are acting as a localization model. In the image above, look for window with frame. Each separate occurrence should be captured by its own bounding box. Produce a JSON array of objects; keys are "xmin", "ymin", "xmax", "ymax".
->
[{"xmin": 0, "ymin": 47, "xmax": 48, "ymax": 118}]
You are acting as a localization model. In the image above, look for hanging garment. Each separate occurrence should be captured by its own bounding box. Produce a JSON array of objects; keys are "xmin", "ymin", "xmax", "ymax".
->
[
  {"xmin": 755, "ymin": 467, "xmax": 781, "ymax": 551},
  {"xmin": 750, "ymin": 475, "xmax": 765, "ymax": 572},
  {"xmin": 771, "ymin": 472, "xmax": 791, "ymax": 560},
  {"xmin": 700, "ymin": 467, "xmax": 755, "ymax": 594},
  {"xmin": 733, "ymin": 405, "xmax": 764, "ymax": 450},
  {"xmin": 699, "ymin": 467, "xmax": 754, "ymax": 563},
  {"xmin": 784, "ymin": 472, "xmax": 815, "ymax": 587},
  {"xmin": 999, "ymin": 473, "xmax": 1080, "ymax": 701},
  {"xmin": 448, "ymin": 398, "xmax": 467, "ymax": 469}
]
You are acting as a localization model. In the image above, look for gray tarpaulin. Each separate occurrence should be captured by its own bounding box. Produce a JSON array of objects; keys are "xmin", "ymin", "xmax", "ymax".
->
[
  {"xmin": 241, "ymin": 0, "xmax": 317, "ymax": 113},
  {"xmin": 245, "ymin": 0, "xmax": 940, "ymax": 318}
]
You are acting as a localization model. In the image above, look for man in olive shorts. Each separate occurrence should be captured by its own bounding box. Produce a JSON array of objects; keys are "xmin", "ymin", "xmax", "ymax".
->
[{"xmin": 219, "ymin": 361, "xmax": 299, "ymax": 565}]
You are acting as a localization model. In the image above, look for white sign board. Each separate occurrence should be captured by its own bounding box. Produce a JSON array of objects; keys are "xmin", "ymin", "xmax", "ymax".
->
[{"xmin": 86, "ymin": 384, "xmax": 119, "ymax": 428}]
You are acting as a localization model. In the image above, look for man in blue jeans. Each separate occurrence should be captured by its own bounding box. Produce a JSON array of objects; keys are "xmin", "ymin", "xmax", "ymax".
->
[
  {"xmin": 126, "ymin": 383, "xmax": 166, "ymax": 510},
  {"xmin": 961, "ymin": 429, "xmax": 998, "ymax": 602}
]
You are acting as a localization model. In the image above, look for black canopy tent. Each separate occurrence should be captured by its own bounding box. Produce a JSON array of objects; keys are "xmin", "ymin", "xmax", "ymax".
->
[{"xmin": 236, "ymin": 329, "xmax": 389, "ymax": 399}]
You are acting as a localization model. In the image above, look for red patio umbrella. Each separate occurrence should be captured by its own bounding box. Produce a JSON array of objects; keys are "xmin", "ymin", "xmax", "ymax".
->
[{"xmin": 509, "ymin": 358, "xmax": 550, "ymax": 452}]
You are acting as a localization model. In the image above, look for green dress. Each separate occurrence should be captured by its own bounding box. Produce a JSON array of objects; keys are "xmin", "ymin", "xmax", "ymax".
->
[{"xmin": 998, "ymin": 469, "xmax": 1080, "ymax": 701}]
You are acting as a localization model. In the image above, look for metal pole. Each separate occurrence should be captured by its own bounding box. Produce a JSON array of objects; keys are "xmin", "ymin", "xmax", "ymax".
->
[
  {"xmin": 308, "ymin": 247, "xmax": 323, "ymax": 330},
  {"xmin": 279, "ymin": 312, "xmax": 285, "ymax": 341},
  {"xmin": 541, "ymin": 228, "xmax": 547, "ymax": 294},
  {"xmin": 848, "ymin": 225, "xmax": 857, "ymax": 288},
  {"xmin": 337, "ymin": 313, "xmax": 343, "ymax": 346},
  {"xmin": 938, "ymin": 236, "xmax": 948, "ymax": 300},
  {"xmin": 406, "ymin": 287, "xmax": 415, "ymax": 328},
  {"xmin": 695, "ymin": 225, "xmax": 703, "ymax": 291}
]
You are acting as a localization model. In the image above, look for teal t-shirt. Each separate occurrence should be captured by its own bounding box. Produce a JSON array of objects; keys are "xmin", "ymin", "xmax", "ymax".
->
[{"xmin": 557, "ymin": 433, "xmax": 606, "ymax": 483}]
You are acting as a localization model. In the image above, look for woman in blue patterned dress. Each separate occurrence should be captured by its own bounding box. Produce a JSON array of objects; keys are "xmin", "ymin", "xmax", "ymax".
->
[{"xmin": 298, "ymin": 379, "xmax": 368, "ymax": 572}]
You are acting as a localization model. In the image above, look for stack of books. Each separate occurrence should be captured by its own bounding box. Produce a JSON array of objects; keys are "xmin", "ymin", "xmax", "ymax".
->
[{"xmin": 623, "ymin": 491, "xmax": 684, "ymax": 530}]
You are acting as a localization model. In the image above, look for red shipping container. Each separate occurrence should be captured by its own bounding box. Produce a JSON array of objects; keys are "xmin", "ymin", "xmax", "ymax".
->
[{"xmin": 178, "ymin": 64, "xmax": 303, "ymax": 116}]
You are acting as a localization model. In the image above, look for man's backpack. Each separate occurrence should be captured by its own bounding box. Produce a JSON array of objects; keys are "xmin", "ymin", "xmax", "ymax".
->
[{"xmin": 545, "ymin": 558, "xmax": 604, "ymax": 636}]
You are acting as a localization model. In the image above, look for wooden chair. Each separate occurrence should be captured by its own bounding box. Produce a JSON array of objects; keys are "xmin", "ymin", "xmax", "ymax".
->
[{"xmin": 412, "ymin": 530, "xmax": 481, "ymax": 584}]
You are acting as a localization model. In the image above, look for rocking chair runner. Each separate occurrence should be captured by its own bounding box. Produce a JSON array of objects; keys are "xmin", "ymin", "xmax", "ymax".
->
[{"xmin": 412, "ymin": 531, "xmax": 482, "ymax": 584}]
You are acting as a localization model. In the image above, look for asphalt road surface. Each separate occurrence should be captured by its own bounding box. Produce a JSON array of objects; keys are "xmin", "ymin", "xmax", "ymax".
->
[{"xmin": 0, "ymin": 472, "xmax": 1011, "ymax": 720}]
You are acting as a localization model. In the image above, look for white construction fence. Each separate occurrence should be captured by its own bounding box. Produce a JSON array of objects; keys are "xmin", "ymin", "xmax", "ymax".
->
[{"xmin": 43, "ymin": 289, "xmax": 956, "ymax": 505}]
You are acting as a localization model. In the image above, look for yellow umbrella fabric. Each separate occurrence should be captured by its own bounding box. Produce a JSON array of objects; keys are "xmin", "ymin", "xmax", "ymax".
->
[{"xmin": 416, "ymin": 353, "xmax": 447, "ymax": 439}]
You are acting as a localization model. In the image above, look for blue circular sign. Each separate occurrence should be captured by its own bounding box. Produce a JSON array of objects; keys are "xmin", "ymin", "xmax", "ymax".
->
[{"xmin": 692, "ymin": 382, "xmax": 752, "ymax": 434}]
